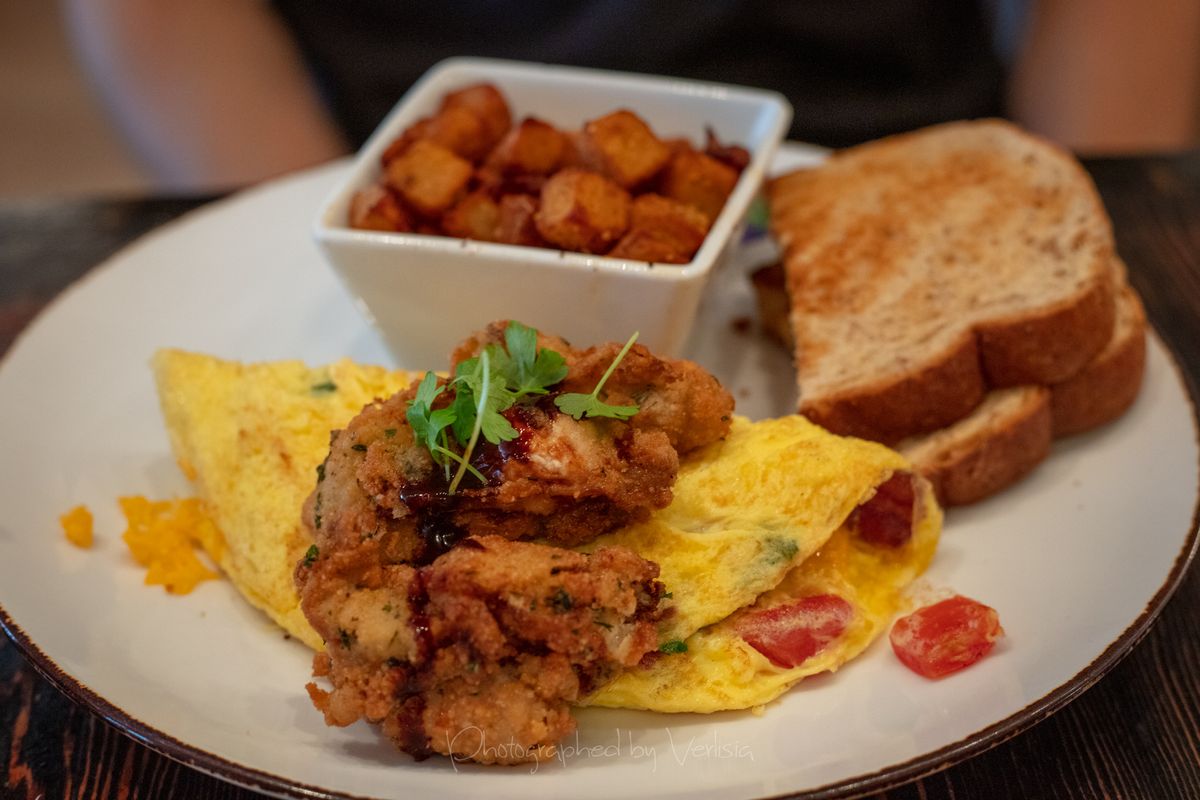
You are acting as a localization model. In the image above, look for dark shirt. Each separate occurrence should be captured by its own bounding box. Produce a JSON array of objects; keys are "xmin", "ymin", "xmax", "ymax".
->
[{"xmin": 270, "ymin": 0, "xmax": 1005, "ymax": 149}]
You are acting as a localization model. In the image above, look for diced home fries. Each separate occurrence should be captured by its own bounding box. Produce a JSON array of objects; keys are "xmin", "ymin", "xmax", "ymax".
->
[{"xmin": 348, "ymin": 83, "xmax": 748, "ymax": 264}]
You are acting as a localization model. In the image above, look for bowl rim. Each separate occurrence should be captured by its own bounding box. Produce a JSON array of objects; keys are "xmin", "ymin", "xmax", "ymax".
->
[{"xmin": 311, "ymin": 56, "xmax": 793, "ymax": 284}]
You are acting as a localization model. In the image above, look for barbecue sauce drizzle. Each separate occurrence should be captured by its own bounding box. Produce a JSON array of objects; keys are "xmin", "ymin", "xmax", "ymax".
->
[{"xmin": 397, "ymin": 399, "xmax": 549, "ymax": 562}]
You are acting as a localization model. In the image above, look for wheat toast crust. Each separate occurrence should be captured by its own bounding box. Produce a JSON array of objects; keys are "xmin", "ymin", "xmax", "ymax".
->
[
  {"xmin": 977, "ymin": 270, "xmax": 1116, "ymax": 386},
  {"xmin": 899, "ymin": 387, "xmax": 1052, "ymax": 507},
  {"xmin": 750, "ymin": 263, "xmax": 1146, "ymax": 504},
  {"xmin": 1050, "ymin": 284, "xmax": 1146, "ymax": 436},
  {"xmin": 798, "ymin": 328, "xmax": 986, "ymax": 445}
]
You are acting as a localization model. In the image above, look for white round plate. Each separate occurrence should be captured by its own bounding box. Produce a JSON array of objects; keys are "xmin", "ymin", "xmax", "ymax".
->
[{"xmin": 1, "ymin": 145, "xmax": 1196, "ymax": 800}]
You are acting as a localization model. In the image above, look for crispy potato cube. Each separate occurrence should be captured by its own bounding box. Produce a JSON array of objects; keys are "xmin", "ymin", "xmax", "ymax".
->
[
  {"xmin": 424, "ymin": 106, "xmax": 491, "ymax": 162},
  {"xmin": 381, "ymin": 119, "xmax": 433, "ymax": 166},
  {"xmin": 442, "ymin": 191, "xmax": 500, "ymax": 241},
  {"xmin": 486, "ymin": 117, "xmax": 567, "ymax": 175},
  {"xmin": 495, "ymin": 194, "xmax": 547, "ymax": 247},
  {"xmin": 474, "ymin": 166, "xmax": 549, "ymax": 198},
  {"xmin": 441, "ymin": 83, "xmax": 512, "ymax": 152},
  {"xmin": 558, "ymin": 130, "xmax": 589, "ymax": 170},
  {"xmin": 609, "ymin": 193, "xmax": 709, "ymax": 263},
  {"xmin": 608, "ymin": 228, "xmax": 694, "ymax": 264},
  {"xmin": 383, "ymin": 139, "xmax": 473, "ymax": 218},
  {"xmin": 660, "ymin": 137, "xmax": 695, "ymax": 157},
  {"xmin": 382, "ymin": 106, "xmax": 490, "ymax": 164},
  {"xmin": 579, "ymin": 110, "xmax": 671, "ymax": 189},
  {"xmin": 348, "ymin": 184, "xmax": 412, "ymax": 232},
  {"xmin": 659, "ymin": 149, "xmax": 739, "ymax": 222},
  {"xmin": 631, "ymin": 193, "xmax": 711, "ymax": 238},
  {"xmin": 534, "ymin": 168, "xmax": 630, "ymax": 253}
]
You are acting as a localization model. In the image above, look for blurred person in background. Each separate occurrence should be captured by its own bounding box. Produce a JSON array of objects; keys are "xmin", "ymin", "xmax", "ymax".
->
[{"xmin": 64, "ymin": 0, "xmax": 1200, "ymax": 192}]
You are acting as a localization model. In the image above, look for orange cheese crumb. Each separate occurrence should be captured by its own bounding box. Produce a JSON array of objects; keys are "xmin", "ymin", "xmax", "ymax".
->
[
  {"xmin": 60, "ymin": 505, "xmax": 94, "ymax": 548},
  {"xmin": 119, "ymin": 495, "xmax": 224, "ymax": 595}
]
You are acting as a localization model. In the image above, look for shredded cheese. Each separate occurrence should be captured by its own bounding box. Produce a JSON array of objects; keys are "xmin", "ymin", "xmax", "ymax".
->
[
  {"xmin": 119, "ymin": 496, "xmax": 223, "ymax": 595},
  {"xmin": 60, "ymin": 505, "xmax": 94, "ymax": 549}
]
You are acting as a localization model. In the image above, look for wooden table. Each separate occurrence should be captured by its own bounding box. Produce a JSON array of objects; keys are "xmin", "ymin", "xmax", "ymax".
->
[{"xmin": 2, "ymin": 156, "xmax": 1199, "ymax": 799}]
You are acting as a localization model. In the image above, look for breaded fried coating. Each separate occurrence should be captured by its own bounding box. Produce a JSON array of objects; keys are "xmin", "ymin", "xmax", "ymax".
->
[
  {"xmin": 307, "ymin": 322, "xmax": 732, "ymax": 564},
  {"xmin": 296, "ymin": 323, "xmax": 731, "ymax": 765},
  {"xmin": 458, "ymin": 320, "xmax": 735, "ymax": 455},
  {"xmin": 298, "ymin": 535, "xmax": 664, "ymax": 764}
]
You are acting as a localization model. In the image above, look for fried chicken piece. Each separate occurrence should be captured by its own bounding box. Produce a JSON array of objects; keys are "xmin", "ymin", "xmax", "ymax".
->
[
  {"xmin": 297, "ymin": 323, "xmax": 725, "ymax": 765},
  {"xmin": 297, "ymin": 535, "xmax": 664, "ymax": 764},
  {"xmin": 453, "ymin": 320, "xmax": 735, "ymax": 455},
  {"xmin": 306, "ymin": 322, "xmax": 733, "ymax": 564}
]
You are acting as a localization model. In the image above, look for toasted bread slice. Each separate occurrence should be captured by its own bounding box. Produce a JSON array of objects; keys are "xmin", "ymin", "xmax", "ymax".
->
[
  {"xmin": 896, "ymin": 387, "xmax": 1052, "ymax": 506},
  {"xmin": 768, "ymin": 120, "xmax": 1117, "ymax": 443},
  {"xmin": 750, "ymin": 261, "xmax": 1147, "ymax": 505},
  {"xmin": 153, "ymin": 350, "xmax": 417, "ymax": 648},
  {"xmin": 1050, "ymin": 281, "xmax": 1146, "ymax": 436}
]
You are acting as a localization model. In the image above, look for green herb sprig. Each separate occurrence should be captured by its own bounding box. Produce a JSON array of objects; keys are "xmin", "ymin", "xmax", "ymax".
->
[
  {"xmin": 554, "ymin": 332, "xmax": 640, "ymax": 421},
  {"xmin": 404, "ymin": 322, "xmax": 640, "ymax": 493}
]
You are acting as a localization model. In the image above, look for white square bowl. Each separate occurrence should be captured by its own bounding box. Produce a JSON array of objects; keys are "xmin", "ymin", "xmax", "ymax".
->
[{"xmin": 313, "ymin": 57, "xmax": 792, "ymax": 369}]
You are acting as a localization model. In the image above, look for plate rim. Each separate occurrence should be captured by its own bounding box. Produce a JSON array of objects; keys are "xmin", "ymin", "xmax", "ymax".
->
[{"xmin": 1, "ymin": 162, "xmax": 1197, "ymax": 800}]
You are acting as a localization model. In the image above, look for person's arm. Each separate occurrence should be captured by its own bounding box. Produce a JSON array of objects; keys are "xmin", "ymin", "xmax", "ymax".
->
[
  {"xmin": 63, "ymin": 0, "xmax": 349, "ymax": 190},
  {"xmin": 1009, "ymin": 0, "xmax": 1200, "ymax": 153}
]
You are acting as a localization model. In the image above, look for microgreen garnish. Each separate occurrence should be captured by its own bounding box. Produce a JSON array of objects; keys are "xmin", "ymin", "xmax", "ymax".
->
[
  {"xmin": 448, "ymin": 347, "xmax": 509, "ymax": 493},
  {"xmin": 405, "ymin": 371, "xmax": 461, "ymax": 482},
  {"xmin": 404, "ymin": 322, "xmax": 639, "ymax": 494},
  {"xmin": 554, "ymin": 332, "xmax": 640, "ymax": 421},
  {"xmin": 500, "ymin": 321, "xmax": 568, "ymax": 395}
]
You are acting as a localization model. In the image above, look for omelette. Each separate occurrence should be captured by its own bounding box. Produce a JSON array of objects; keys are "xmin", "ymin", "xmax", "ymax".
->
[
  {"xmin": 585, "ymin": 479, "xmax": 940, "ymax": 712},
  {"xmin": 152, "ymin": 350, "xmax": 939, "ymax": 706},
  {"xmin": 583, "ymin": 415, "xmax": 918, "ymax": 643},
  {"xmin": 153, "ymin": 350, "xmax": 418, "ymax": 649}
]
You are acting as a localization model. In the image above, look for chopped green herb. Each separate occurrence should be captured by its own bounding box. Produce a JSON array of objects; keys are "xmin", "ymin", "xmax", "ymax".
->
[
  {"xmin": 351, "ymin": 443, "xmax": 367, "ymax": 452},
  {"xmin": 659, "ymin": 640, "xmax": 688, "ymax": 655},
  {"xmin": 662, "ymin": 591, "xmax": 673, "ymax": 599},
  {"xmin": 763, "ymin": 536, "xmax": 800, "ymax": 566},
  {"xmin": 382, "ymin": 603, "xmax": 393, "ymax": 613},
  {"xmin": 554, "ymin": 332, "xmax": 640, "ymax": 421},
  {"xmin": 384, "ymin": 428, "xmax": 397, "ymax": 438},
  {"xmin": 550, "ymin": 588, "xmax": 574, "ymax": 613},
  {"xmin": 338, "ymin": 628, "xmax": 355, "ymax": 649},
  {"xmin": 311, "ymin": 380, "xmax": 337, "ymax": 393},
  {"xmin": 302, "ymin": 544, "xmax": 319, "ymax": 567}
]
